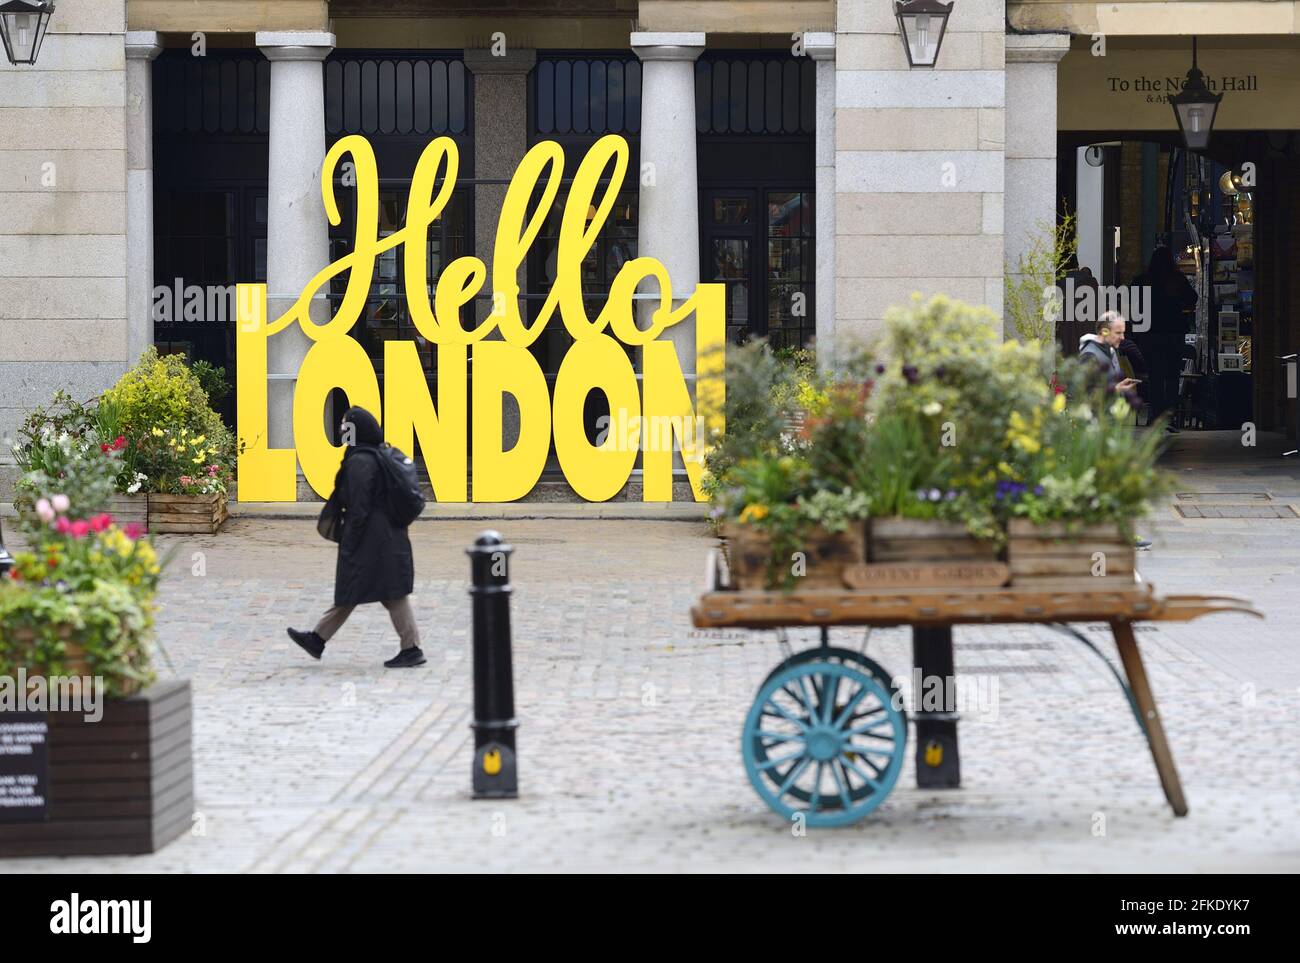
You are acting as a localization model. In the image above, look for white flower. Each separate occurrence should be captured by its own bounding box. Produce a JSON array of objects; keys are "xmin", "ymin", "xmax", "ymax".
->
[
  {"xmin": 35, "ymin": 498, "xmax": 54, "ymax": 523},
  {"xmin": 127, "ymin": 480, "xmax": 142, "ymax": 494},
  {"xmin": 921, "ymin": 401, "xmax": 942, "ymax": 416},
  {"xmin": 51, "ymin": 493, "xmax": 70, "ymax": 512}
]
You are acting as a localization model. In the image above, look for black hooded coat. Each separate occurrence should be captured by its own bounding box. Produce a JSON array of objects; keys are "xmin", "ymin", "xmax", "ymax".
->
[{"xmin": 321, "ymin": 407, "xmax": 415, "ymax": 607}]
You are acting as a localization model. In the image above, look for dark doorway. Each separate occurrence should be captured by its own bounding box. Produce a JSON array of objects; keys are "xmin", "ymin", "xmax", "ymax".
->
[{"xmin": 696, "ymin": 52, "xmax": 816, "ymax": 350}]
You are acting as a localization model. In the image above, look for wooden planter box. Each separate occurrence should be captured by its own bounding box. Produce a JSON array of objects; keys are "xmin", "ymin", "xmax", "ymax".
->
[
  {"xmin": 0, "ymin": 680, "xmax": 193, "ymax": 857},
  {"xmin": 5, "ymin": 625, "xmax": 144, "ymax": 698},
  {"xmin": 848, "ymin": 518, "xmax": 1009, "ymax": 588},
  {"xmin": 727, "ymin": 523, "xmax": 867, "ymax": 590},
  {"xmin": 1006, "ymin": 519, "xmax": 1136, "ymax": 590},
  {"xmin": 147, "ymin": 493, "xmax": 228, "ymax": 534},
  {"xmin": 105, "ymin": 493, "xmax": 148, "ymax": 531}
]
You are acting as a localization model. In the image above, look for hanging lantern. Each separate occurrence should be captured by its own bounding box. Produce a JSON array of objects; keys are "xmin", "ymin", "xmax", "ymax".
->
[
  {"xmin": 0, "ymin": 0, "xmax": 55, "ymax": 66},
  {"xmin": 1170, "ymin": 37, "xmax": 1222, "ymax": 152},
  {"xmin": 894, "ymin": 0, "xmax": 954, "ymax": 68}
]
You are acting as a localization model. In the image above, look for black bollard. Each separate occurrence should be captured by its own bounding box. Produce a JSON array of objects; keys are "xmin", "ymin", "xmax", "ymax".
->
[
  {"xmin": 912, "ymin": 625, "xmax": 961, "ymax": 789},
  {"xmin": 467, "ymin": 530, "xmax": 519, "ymax": 799}
]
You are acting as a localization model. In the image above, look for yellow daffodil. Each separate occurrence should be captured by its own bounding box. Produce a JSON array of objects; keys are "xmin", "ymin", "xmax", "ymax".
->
[
  {"xmin": 151, "ymin": 427, "xmax": 164, "ymax": 437},
  {"xmin": 739, "ymin": 504, "xmax": 769, "ymax": 523}
]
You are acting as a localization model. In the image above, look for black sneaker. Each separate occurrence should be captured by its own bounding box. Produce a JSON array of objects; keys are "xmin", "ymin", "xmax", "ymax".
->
[
  {"xmin": 384, "ymin": 647, "xmax": 427, "ymax": 668},
  {"xmin": 288, "ymin": 628, "xmax": 325, "ymax": 660}
]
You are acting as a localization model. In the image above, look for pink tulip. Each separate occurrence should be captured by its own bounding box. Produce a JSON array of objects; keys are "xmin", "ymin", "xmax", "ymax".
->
[
  {"xmin": 70, "ymin": 520, "xmax": 91, "ymax": 539},
  {"xmin": 54, "ymin": 516, "xmax": 72, "ymax": 534},
  {"xmin": 51, "ymin": 493, "xmax": 70, "ymax": 513},
  {"xmin": 35, "ymin": 498, "xmax": 54, "ymax": 523},
  {"xmin": 90, "ymin": 513, "xmax": 113, "ymax": 532},
  {"xmin": 123, "ymin": 523, "xmax": 144, "ymax": 540}
]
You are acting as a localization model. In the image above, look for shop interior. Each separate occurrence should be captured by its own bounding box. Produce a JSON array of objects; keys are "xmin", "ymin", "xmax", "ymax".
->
[{"xmin": 1058, "ymin": 130, "xmax": 1300, "ymax": 443}]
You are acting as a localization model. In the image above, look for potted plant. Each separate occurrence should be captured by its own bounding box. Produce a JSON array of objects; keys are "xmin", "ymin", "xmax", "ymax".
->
[
  {"xmin": 837, "ymin": 297, "xmax": 1054, "ymax": 572},
  {"xmin": 0, "ymin": 447, "xmax": 192, "ymax": 858},
  {"xmin": 10, "ymin": 391, "xmax": 148, "ymax": 528},
  {"xmin": 715, "ymin": 455, "xmax": 869, "ymax": 591},
  {"xmin": 100, "ymin": 348, "xmax": 235, "ymax": 534},
  {"xmin": 998, "ymin": 364, "xmax": 1172, "ymax": 589}
]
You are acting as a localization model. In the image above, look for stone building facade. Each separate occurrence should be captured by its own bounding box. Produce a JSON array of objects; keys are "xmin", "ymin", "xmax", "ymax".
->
[{"xmin": 3, "ymin": 0, "xmax": 1298, "ymax": 499}]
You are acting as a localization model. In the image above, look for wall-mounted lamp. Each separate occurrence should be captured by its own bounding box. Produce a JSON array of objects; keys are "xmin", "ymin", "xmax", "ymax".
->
[{"xmin": 895, "ymin": 0, "xmax": 953, "ymax": 68}]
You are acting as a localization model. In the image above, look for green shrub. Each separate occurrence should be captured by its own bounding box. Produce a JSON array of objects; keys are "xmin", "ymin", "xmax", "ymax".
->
[{"xmin": 100, "ymin": 348, "xmax": 234, "ymax": 493}]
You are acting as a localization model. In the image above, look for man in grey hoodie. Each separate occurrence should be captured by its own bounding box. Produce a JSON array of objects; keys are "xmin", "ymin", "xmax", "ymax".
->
[
  {"xmin": 1079, "ymin": 316, "xmax": 1139, "ymax": 399},
  {"xmin": 1078, "ymin": 316, "xmax": 1150, "ymax": 549}
]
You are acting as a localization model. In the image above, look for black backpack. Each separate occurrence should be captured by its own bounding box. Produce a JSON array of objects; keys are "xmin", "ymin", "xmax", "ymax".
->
[
  {"xmin": 366, "ymin": 444, "xmax": 426, "ymax": 527},
  {"xmin": 317, "ymin": 444, "xmax": 426, "ymax": 540}
]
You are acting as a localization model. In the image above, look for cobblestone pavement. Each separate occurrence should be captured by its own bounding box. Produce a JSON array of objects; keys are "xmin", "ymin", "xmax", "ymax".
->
[{"xmin": 5, "ymin": 442, "xmax": 1300, "ymax": 872}]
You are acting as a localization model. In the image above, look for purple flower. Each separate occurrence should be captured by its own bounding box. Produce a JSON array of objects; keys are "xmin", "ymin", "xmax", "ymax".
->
[
  {"xmin": 1034, "ymin": 485, "xmax": 1044, "ymax": 496},
  {"xmin": 902, "ymin": 365, "xmax": 919, "ymax": 385},
  {"xmin": 945, "ymin": 490, "xmax": 957, "ymax": 501},
  {"xmin": 875, "ymin": 363, "xmax": 886, "ymax": 375}
]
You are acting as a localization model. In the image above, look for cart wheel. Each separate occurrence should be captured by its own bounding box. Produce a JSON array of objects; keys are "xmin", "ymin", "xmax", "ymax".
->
[
  {"xmin": 761, "ymin": 645, "xmax": 898, "ymax": 701},
  {"xmin": 743, "ymin": 659, "xmax": 906, "ymax": 827}
]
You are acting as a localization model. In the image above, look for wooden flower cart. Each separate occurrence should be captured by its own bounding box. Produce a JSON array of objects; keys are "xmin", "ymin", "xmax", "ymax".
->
[{"xmin": 692, "ymin": 551, "xmax": 1261, "ymax": 827}]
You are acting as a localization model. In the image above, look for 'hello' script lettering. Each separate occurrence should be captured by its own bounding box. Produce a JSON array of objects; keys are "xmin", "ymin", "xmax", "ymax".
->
[{"xmin": 235, "ymin": 133, "xmax": 724, "ymax": 502}]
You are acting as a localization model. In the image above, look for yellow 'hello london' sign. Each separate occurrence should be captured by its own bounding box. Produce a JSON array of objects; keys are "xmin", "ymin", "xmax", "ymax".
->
[{"xmin": 235, "ymin": 133, "xmax": 725, "ymax": 503}]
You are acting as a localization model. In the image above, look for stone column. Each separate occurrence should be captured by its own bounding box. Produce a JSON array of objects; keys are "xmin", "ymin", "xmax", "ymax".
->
[
  {"xmin": 1005, "ymin": 32, "xmax": 1070, "ymax": 340},
  {"xmin": 805, "ymin": 33, "xmax": 836, "ymax": 368},
  {"xmin": 255, "ymin": 31, "xmax": 334, "ymax": 456},
  {"xmin": 834, "ymin": 1, "xmax": 1006, "ymax": 345},
  {"xmin": 125, "ymin": 31, "xmax": 161, "ymax": 365},
  {"xmin": 632, "ymin": 32, "xmax": 704, "ymax": 376},
  {"xmin": 464, "ymin": 47, "xmax": 536, "ymax": 451}
]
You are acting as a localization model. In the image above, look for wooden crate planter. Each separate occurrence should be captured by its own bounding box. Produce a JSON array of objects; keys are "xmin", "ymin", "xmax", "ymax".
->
[
  {"xmin": 0, "ymin": 681, "xmax": 193, "ymax": 858},
  {"xmin": 849, "ymin": 518, "xmax": 1009, "ymax": 588},
  {"xmin": 726, "ymin": 523, "xmax": 867, "ymax": 590},
  {"xmin": 147, "ymin": 493, "xmax": 228, "ymax": 534},
  {"xmin": 5, "ymin": 626, "xmax": 143, "ymax": 698},
  {"xmin": 1007, "ymin": 519, "xmax": 1136, "ymax": 590},
  {"xmin": 105, "ymin": 493, "xmax": 148, "ymax": 531}
]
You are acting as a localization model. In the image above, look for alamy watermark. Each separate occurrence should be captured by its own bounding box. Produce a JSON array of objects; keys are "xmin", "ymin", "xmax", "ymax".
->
[
  {"xmin": 0, "ymin": 670, "xmax": 103, "ymax": 722},
  {"xmin": 595, "ymin": 408, "xmax": 707, "ymax": 462},
  {"xmin": 1046, "ymin": 279, "xmax": 1151, "ymax": 333},
  {"xmin": 891, "ymin": 669, "xmax": 1000, "ymax": 722}
]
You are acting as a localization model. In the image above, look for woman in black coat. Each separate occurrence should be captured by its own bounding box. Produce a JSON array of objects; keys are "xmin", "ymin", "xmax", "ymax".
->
[{"xmin": 287, "ymin": 407, "xmax": 425, "ymax": 668}]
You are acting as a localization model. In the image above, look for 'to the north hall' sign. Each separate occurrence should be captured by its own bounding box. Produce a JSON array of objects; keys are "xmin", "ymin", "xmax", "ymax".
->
[{"xmin": 236, "ymin": 134, "xmax": 724, "ymax": 503}]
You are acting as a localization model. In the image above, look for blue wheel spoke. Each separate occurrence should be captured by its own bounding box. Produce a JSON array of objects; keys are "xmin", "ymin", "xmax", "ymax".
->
[
  {"xmin": 808, "ymin": 762, "xmax": 824, "ymax": 813},
  {"xmin": 832, "ymin": 686, "xmax": 871, "ymax": 729},
  {"xmin": 796, "ymin": 676, "xmax": 819, "ymax": 717},
  {"xmin": 821, "ymin": 673, "xmax": 841, "ymax": 724},
  {"xmin": 848, "ymin": 717, "xmax": 895, "ymax": 736},
  {"xmin": 831, "ymin": 760, "xmax": 852, "ymax": 810},
  {"xmin": 765, "ymin": 701, "xmax": 811, "ymax": 732},
  {"xmin": 755, "ymin": 729, "xmax": 802, "ymax": 744},
  {"xmin": 849, "ymin": 742, "xmax": 898, "ymax": 758},
  {"xmin": 757, "ymin": 748, "xmax": 807, "ymax": 771},
  {"xmin": 777, "ymin": 757, "xmax": 811, "ymax": 796},
  {"xmin": 841, "ymin": 756, "xmax": 883, "ymax": 791}
]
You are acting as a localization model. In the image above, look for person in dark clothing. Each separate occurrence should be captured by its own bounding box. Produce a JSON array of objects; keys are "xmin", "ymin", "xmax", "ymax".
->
[
  {"xmin": 1132, "ymin": 246, "xmax": 1196, "ymax": 426},
  {"xmin": 1056, "ymin": 264, "xmax": 1099, "ymax": 359},
  {"xmin": 287, "ymin": 406, "xmax": 426, "ymax": 668}
]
